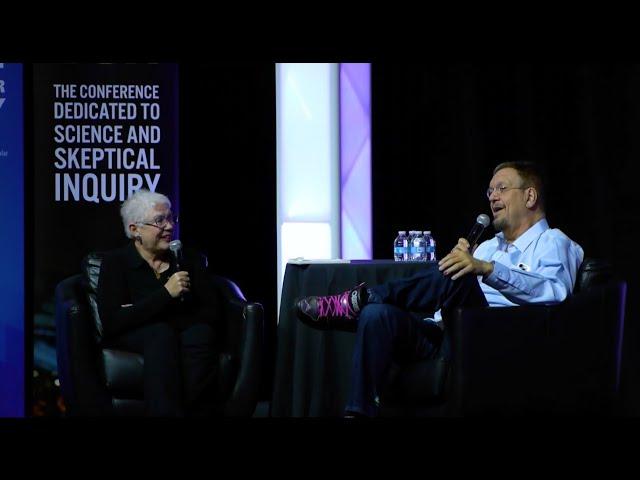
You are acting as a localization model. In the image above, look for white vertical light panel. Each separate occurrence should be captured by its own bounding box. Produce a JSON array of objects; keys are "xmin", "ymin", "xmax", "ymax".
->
[{"xmin": 276, "ymin": 63, "xmax": 340, "ymax": 314}]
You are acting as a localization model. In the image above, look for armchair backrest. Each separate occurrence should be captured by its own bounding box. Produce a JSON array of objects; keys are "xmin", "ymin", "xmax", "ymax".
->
[
  {"xmin": 210, "ymin": 275, "xmax": 246, "ymax": 359},
  {"xmin": 574, "ymin": 258, "xmax": 614, "ymax": 294},
  {"xmin": 81, "ymin": 252, "xmax": 105, "ymax": 342}
]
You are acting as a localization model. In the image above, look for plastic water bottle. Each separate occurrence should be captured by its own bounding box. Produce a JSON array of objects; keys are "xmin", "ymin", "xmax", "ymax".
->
[
  {"xmin": 424, "ymin": 231, "xmax": 437, "ymax": 262},
  {"xmin": 411, "ymin": 231, "xmax": 426, "ymax": 261},
  {"xmin": 407, "ymin": 231, "xmax": 416, "ymax": 261},
  {"xmin": 393, "ymin": 231, "xmax": 408, "ymax": 261},
  {"xmin": 417, "ymin": 231, "xmax": 427, "ymax": 261}
]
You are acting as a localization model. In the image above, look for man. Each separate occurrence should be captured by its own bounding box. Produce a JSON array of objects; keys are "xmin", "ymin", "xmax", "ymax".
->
[{"xmin": 295, "ymin": 162, "xmax": 584, "ymax": 417}]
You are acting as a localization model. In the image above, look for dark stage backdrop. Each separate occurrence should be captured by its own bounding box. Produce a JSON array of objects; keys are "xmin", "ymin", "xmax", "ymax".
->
[
  {"xmin": 178, "ymin": 63, "xmax": 277, "ymax": 399},
  {"xmin": 370, "ymin": 63, "xmax": 640, "ymax": 415},
  {"xmin": 28, "ymin": 62, "xmax": 640, "ymax": 414}
]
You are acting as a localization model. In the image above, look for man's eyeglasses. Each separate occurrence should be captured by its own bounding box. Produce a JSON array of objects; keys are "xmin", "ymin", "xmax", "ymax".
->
[
  {"xmin": 139, "ymin": 213, "xmax": 178, "ymax": 229},
  {"xmin": 486, "ymin": 184, "xmax": 529, "ymax": 199}
]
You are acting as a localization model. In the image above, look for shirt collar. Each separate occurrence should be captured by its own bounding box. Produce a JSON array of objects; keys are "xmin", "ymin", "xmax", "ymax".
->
[{"xmin": 496, "ymin": 218, "xmax": 549, "ymax": 253}]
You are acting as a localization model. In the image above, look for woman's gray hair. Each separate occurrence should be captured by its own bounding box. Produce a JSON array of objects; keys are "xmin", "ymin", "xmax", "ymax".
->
[{"xmin": 120, "ymin": 189, "xmax": 172, "ymax": 238}]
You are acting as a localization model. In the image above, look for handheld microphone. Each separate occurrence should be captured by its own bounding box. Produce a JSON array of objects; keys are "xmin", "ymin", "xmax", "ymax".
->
[
  {"xmin": 169, "ymin": 240, "xmax": 184, "ymax": 302},
  {"xmin": 466, "ymin": 214, "xmax": 490, "ymax": 249}
]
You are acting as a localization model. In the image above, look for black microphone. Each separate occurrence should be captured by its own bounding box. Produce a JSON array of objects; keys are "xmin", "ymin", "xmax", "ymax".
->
[
  {"xmin": 465, "ymin": 214, "xmax": 490, "ymax": 249},
  {"xmin": 169, "ymin": 239, "xmax": 184, "ymax": 302}
]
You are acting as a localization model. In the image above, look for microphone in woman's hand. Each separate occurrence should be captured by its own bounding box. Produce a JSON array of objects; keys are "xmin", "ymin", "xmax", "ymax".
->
[
  {"xmin": 169, "ymin": 239, "xmax": 183, "ymax": 269},
  {"xmin": 169, "ymin": 240, "xmax": 184, "ymax": 301}
]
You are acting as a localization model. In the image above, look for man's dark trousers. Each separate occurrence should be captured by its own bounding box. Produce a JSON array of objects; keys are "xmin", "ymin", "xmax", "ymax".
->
[{"xmin": 344, "ymin": 264, "xmax": 488, "ymax": 417}]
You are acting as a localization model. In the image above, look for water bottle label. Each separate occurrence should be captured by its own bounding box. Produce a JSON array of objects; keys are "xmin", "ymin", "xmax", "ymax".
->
[
  {"xmin": 394, "ymin": 247, "xmax": 404, "ymax": 254},
  {"xmin": 416, "ymin": 247, "xmax": 426, "ymax": 253}
]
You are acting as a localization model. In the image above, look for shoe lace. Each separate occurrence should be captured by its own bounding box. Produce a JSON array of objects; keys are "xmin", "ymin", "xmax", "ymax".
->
[{"xmin": 318, "ymin": 291, "xmax": 355, "ymax": 319}]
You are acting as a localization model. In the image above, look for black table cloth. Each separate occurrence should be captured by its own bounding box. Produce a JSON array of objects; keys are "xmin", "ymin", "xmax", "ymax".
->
[{"xmin": 271, "ymin": 260, "xmax": 435, "ymax": 417}]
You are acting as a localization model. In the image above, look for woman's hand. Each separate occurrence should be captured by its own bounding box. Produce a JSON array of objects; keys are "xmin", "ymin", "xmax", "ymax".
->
[{"xmin": 164, "ymin": 271, "xmax": 191, "ymax": 298}]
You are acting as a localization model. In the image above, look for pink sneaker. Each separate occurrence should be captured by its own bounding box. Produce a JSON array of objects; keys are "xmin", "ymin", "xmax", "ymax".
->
[{"xmin": 295, "ymin": 283, "xmax": 368, "ymax": 331}]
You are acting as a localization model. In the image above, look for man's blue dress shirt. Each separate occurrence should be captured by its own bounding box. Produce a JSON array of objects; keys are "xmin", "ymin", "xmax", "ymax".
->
[{"xmin": 433, "ymin": 218, "xmax": 583, "ymax": 321}]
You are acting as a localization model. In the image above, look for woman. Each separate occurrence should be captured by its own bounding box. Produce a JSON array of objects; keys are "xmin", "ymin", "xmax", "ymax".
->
[{"xmin": 97, "ymin": 189, "xmax": 222, "ymax": 416}]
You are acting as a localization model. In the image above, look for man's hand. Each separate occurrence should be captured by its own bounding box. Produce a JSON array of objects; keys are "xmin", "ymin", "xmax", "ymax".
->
[{"xmin": 438, "ymin": 238, "xmax": 493, "ymax": 280}]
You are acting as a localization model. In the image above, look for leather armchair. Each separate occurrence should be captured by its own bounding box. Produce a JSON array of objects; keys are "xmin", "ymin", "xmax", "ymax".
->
[
  {"xmin": 55, "ymin": 252, "xmax": 264, "ymax": 416},
  {"xmin": 380, "ymin": 258, "xmax": 627, "ymax": 416}
]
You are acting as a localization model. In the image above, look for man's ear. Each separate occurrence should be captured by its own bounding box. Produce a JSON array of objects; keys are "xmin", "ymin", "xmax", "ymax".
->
[{"xmin": 525, "ymin": 187, "xmax": 538, "ymax": 208}]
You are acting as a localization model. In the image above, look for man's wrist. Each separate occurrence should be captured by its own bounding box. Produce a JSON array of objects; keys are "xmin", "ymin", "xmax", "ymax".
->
[{"xmin": 482, "ymin": 260, "xmax": 494, "ymax": 278}]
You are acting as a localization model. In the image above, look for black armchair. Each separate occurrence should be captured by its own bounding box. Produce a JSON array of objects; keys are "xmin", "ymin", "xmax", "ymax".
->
[
  {"xmin": 55, "ymin": 253, "xmax": 264, "ymax": 416},
  {"xmin": 380, "ymin": 258, "xmax": 627, "ymax": 416}
]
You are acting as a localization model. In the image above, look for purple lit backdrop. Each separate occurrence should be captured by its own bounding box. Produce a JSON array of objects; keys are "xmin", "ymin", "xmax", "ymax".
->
[{"xmin": 340, "ymin": 63, "xmax": 371, "ymax": 259}]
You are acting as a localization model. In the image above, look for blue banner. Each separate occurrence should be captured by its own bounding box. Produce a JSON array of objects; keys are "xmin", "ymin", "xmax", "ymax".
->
[{"xmin": 0, "ymin": 63, "xmax": 25, "ymax": 417}]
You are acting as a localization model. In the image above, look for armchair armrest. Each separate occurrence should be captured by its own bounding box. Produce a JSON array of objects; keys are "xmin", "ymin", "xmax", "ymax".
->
[
  {"xmin": 209, "ymin": 274, "xmax": 265, "ymax": 416},
  {"xmin": 225, "ymin": 302, "xmax": 264, "ymax": 416},
  {"xmin": 445, "ymin": 304, "xmax": 555, "ymax": 415}
]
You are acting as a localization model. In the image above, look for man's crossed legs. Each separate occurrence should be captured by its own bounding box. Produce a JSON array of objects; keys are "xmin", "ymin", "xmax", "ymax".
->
[{"xmin": 295, "ymin": 263, "xmax": 488, "ymax": 417}]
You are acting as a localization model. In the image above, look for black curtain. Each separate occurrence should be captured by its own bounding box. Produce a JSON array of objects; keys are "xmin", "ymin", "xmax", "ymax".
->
[
  {"xmin": 179, "ymin": 63, "xmax": 277, "ymax": 399},
  {"xmin": 371, "ymin": 63, "xmax": 640, "ymax": 415},
  {"xmin": 172, "ymin": 62, "xmax": 640, "ymax": 412}
]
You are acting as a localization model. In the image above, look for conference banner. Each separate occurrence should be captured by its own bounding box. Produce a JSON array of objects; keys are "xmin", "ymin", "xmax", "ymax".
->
[
  {"xmin": 0, "ymin": 63, "xmax": 25, "ymax": 417},
  {"xmin": 32, "ymin": 63, "xmax": 179, "ymax": 415}
]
